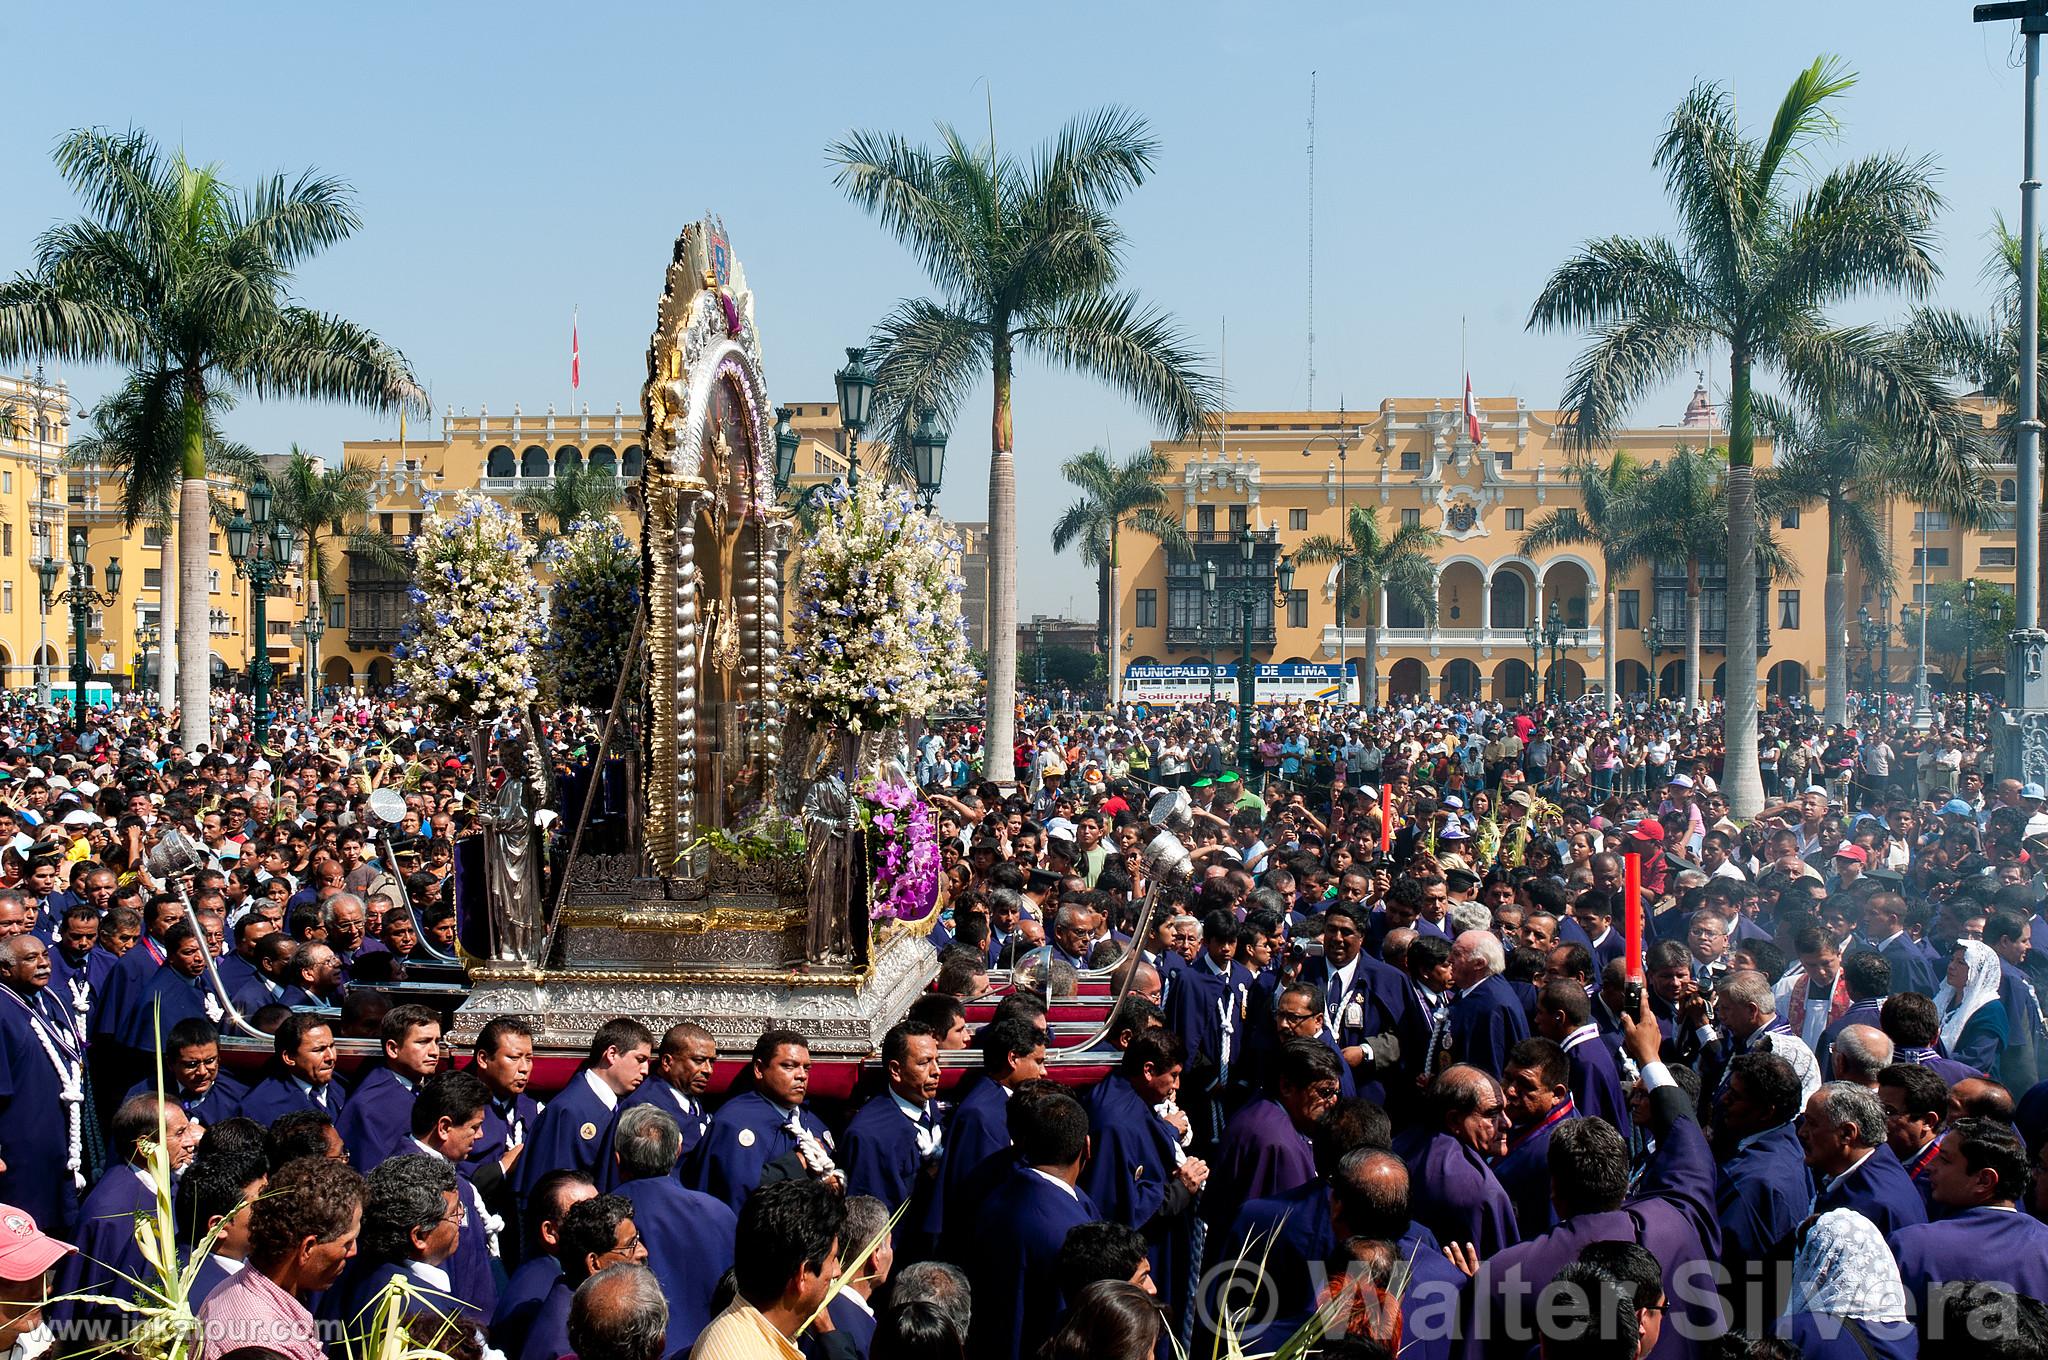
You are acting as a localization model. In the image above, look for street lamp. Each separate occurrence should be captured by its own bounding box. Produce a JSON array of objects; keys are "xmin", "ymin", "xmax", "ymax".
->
[
  {"xmin": 1201, "ymin": 557, "xmax": 1220, "ymax": 706},
  {"xmin": 909, "ymin": 415, "xmax": 949, "ymax": 512},
  {"xmin": 1228, "ymin": 525, "xmax": 1293, "ymax": 774},
  {"xmin": 1524, "ymin": 619, "xmax": 1542, "ymax": 707},
  {"xmin": 833, "ymin": 347, "xmax": 876, "ymax": 488},
  {"xmin": 303, "ymin": 606, "xmax": 326, "ymax": 714},
  {"xmin": 772, "ymin": 406, "xmax": 799, "ymax": 489},
  {"xmin": 134, "ymin": 619, "xmax": 159, "ymax": 690},
  {"xmin": 1301, "ymin": 404, "xmax": 1361, "ymax": 697},
  {"xmin": 38, "ymin": 528, "xmax": 121, "ymax": 734},
  {"xmin": 1877, "ymin": 587, "xmax": 1894, "ymax": 711},
  {"xmin": 1858, "ymin": 605, "xmax": 1885, "ymax": 714},
  {"xmin": 227, "ymin": 472, "xmax": 299, "ymax": 749},
  {"xmin": 1541, "ymin": 600, "xmax": 1571, "ymax": 703},
  {"xmin": 1643, "ymin": 617, "xmax": 1666, "ymax": 703}
]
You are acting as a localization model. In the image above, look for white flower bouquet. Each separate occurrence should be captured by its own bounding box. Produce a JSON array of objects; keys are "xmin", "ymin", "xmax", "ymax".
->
[
  {"xmin": 783, "ymin": 477, "xmax": 978, "ymax": 734},
  {"xmin": 543, "ymin": 516, "xmax": 640, "ymax": 708},
  {"xmin": 394, "ymin": 493, "xmax": 549, "ymax": 722}
]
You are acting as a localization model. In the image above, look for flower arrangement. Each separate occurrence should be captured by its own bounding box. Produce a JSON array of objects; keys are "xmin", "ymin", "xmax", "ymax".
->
[
  {"xmin": 858, "ymin": 778, "xmax": 941, "ymax": 922},
  {"xmin": 394, "ymin": 494, "xmax": 549, "ymax": 722},
  {"xmin": 543, "ymin": 517, "xmax": 640, "ymax": 708},
  {"xmin": 783, "ymin": 477, "xmax": 978, "ymax": 734}
]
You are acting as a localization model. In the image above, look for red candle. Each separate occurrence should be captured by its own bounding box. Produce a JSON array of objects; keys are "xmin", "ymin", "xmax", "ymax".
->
[
  {"xmin": 1623, "ymin": 851, "xmax": 1644, "ymax": 980},
  {"xmin": 1380, "ymin": 784, "xmax": 1393, "ymax": 856}
]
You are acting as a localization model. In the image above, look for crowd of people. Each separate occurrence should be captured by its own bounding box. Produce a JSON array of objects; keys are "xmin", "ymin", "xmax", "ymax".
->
[{"xmin": 0, "ymin": 683, "xmax": 2044, "ymax": 1360}]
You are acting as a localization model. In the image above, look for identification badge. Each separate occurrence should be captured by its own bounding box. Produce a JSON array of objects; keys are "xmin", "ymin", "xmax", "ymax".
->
[
  {"xmin": 739, "ymin": 1128, "xmax": 756, "ymax": 1148},
  {"xmin": 578, "ymin": 1122, "xmax": 597, "ymax": 1141}
]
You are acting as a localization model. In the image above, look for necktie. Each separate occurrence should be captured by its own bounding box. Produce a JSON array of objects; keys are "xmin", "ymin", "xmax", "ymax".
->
[
  {"xmin": 1424, "ymin": 999, "xmax": 1453, "ymax": 1080},
  {"xmin": 313, "ymin": 1086, "xmax": 328, "ymax": 1111}
]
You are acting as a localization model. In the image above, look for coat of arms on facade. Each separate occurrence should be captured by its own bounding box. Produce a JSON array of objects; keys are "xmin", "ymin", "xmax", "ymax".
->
[{"xmin": 1444, "ymin": 498, "xmax": 1480, "ymax": 533}]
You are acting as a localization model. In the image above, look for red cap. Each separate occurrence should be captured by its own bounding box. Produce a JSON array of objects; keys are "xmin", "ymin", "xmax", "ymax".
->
[
  {"xmin": 0, "ymin": 1205, "xmax": 73, "ymax": 1281},
  {"xmin": 1834, "ymin": 844, "xmax": 1867, "ymax": 864},
  {"xmin": 1632, "ymin": 819, "xmax": 1665, "ymax": 842}
]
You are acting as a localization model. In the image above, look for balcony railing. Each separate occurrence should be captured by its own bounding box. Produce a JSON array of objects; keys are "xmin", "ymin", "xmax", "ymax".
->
[{"xmin": 1167, "ymin": 623, "xmax": 1275, "ymax": 649}]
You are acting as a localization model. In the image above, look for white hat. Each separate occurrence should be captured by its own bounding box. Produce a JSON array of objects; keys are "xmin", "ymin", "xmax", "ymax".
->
[
  {"xmin": 60, "ymin": 810, "xmax": 99, "ymax": 828},
  {"xmin": 73, "ymin": 781, "xmax": 99, "ymax": 798}
]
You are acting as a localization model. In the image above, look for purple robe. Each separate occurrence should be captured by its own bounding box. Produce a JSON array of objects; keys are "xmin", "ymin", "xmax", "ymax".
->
[
  {"xmin": 1492, "ymin": 1099, "xmax": 1574, "ymax": 1235},
  {"xmin": 1891, "ymin": 1204, "xmax": 2048, "ymax": 1306},
  {"xmin": 1713, "ymin": 1122, "xmax": 1811, "ymax": 1262},
  {"xmin": 617, "ymin": 1174, "xmax": 736, "ymax": 1355},
  {"xmin": 964, "ymin": 1164, "xmax": 1099, "ymax": 1360},
  {"xmin": 1466, "ymin": 1087, "xmax": 1723, "ymax": 1360},
  {"xmin": 1439, "ymin": 976, "xmax": 1529, "ymax": 1081},
  {"xmin": 1397, "ymin": 1128, "xmax": 1519, "ymax": 1257},
  {"xmin": 334, "ymin": 1066, "xmax": 420, "ymax": 1169},
  {"xmin": 1562, "ymin": 1028, "xmax": 1631, "ymax": 1137},
  {"xmin": 1205, "ymin": 1097, "xmax": 1317, "ymax": 1232},
  {"xmin": 1811, "ymin": 1145, "xmax": 1927, "ymax": 1239},
  {"xmin": 0, "ymin": 990, "xmax": 80, "ymax": 1238}
]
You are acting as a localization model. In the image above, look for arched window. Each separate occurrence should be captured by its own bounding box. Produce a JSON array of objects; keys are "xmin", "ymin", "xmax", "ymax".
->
[
  {"xmin": 487, "ymin": 445, "xmax": 515, "ymax": 478},
  {"xmin": 2003, "ymin": 479, "xmax": 2018, "ymax": 503},
  {"xmin": 622, "ymin": 444, "xmax": 646, "ymax": 479},
  {"xmin": 521, "ymin": 445, "xmax": 549, "ymax": 478},
  {"xmin": 1489, "ymin": 572, "xmax": 1527, "ymax": 629},
  {"xmin": 589, "ymin": 445, "xmax": 618, "ymax": 476},
  {"xmin": 556, "ymin": 446, "xmax": 583, "ymax": 476}
]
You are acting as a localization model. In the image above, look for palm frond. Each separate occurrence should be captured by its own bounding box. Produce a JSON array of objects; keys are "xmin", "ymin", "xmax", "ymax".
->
[
  {"xmin": 1755, "ymin": 56, "xmax": 1856, "ymax": 192},
  {"xmin": 828, "ymin": 126, "xmax": 986, "ymax": 303},
  {"xmin": 231, "ymin": 167, "xmax": 361, "ymax": 267},
  {"xmin": 232, "ymin": 306, "xmax": 428, "ymax": 414},
  {"xmin": 1018, "ymin": 290, "xmax": 1219, "ymax": 438},
  {"xmin": 1554, "ymin": 312, "xmax": 1714, "ymax": 449}
]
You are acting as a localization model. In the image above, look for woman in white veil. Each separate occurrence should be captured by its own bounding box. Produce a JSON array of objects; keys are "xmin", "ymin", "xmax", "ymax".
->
[
  {"xmin": 1935, "ymin": 938, "xmax": 2010, "ymax": 1077},
  {"xmin": 1777, "ymin": 1208, "xmax": 1916, "ymax": 1359}
]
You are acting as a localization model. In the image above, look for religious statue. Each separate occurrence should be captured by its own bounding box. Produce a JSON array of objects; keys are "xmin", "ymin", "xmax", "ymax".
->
[{"xmin": 481, "ymin": 733, "xmax": 545, "ymax": 963}]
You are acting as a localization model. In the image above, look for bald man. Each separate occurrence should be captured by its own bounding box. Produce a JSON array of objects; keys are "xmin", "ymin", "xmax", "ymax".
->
[{"xmin": 1395, "ymin": 1065, "xmax": 1519, "ymax": 1257}]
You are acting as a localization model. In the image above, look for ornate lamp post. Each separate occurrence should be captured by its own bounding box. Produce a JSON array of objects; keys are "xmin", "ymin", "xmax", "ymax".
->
[
  {"xmin": 1878, "ymin": 587, "xmax": 1894, "ymax": 710},
  {"xmin": 833, "ymin": 347, "xmax": 877, "ymax": 488},
  {"xmin": 1202, "ymin": 557, "xmax": 1220, "ymax": 706},
  {"xmin": 1858, "ymin": 605, "xmax": 1885, "ymax": 714},
  {"xmin": 1542, "ymin": 600, "xmax": 1569, "ymax": 702},
  {"xmin": 226, "ymin": 472, "xmax": 299, "ymax": 749},
  {"xmin": 1524, "ymin": 619, "xmax": 1542, "ymax": 706},
  {"xmin": 303, "ymin": 607, "xmax": 327, "ymax": 714},
  {"xmin": 38, "ymin": 528, "xmax": 121, "ymax": 734},
  {"xmin": 1301, "ymin": 406, "xmax": 1360, "ymax": 695},
  {"xmin": 1643, "ymin": 617, "xmax": 1666, "ymax": 703},
  {"xmin": 1230, "ymin": 525, "xmax": 1294, "ymax": 772},
  {"xmin": 133, "ymin": 620, "xmax": 159, "ymax": 691},
  {"xmin": 909, "ymin": 415, "xmax": 949, "ymax": 512}
]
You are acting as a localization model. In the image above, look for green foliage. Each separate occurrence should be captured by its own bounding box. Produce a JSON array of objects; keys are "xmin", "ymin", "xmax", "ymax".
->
[
  {"xmin": 1023, "ymin": 644, "xmax": 1101, "ymax": 690},
  {"xmin": 515, "ymin": 464, "xmax": 625, "ymax": 542},
  {"xmin": 681, "ymin": 810, "xmax": 808, "ymax": 865},
  {"xmin": 1922, "ymin": 579, "xmax": 2015, "ymax": 679}
]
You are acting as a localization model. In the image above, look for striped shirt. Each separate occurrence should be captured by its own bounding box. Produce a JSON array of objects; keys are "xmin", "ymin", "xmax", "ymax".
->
[{"xmin": 688, "ymin": 1301, "xmax": 805, "ymax": 1360}]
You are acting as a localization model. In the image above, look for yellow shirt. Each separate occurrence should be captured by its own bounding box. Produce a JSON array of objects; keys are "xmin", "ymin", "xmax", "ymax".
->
[{"xmin": 688, "ymin": 1301, "xmax": 805, "ymax": 1360}]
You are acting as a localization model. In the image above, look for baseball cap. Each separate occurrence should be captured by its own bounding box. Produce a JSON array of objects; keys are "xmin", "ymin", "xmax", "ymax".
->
[
  {"xmin": 1631, "ymin": 818, "xmax": 1665, "ymax": 842},
  {"xmin": 1667, "ymin": 774, "xmax": 1694, "ymax": 789},
  {"xmin": 1834, "ymin": 844, "xmax": 1867, "ymax": 864},
  {"xmin": 2023, "ymin": 783, "xmax": 2047, "ymax": 801},
  {"xmin": 1941, "ymin": 799, "xmax": 1975, "ymax": 817},
  {"xmin": 1507, "ymin": 790, "xmax": 1534, "ymax": 809},
  {"xmin": 1439, "ymin": 823, "xmax": 1470, "ymax": 841},
  {"xmin": 0, "ymin": 1204, "xmax": 73, "ymax": 1280},
  {"xmin": 1442, "ymin": 796, "xmax": 1465, "ymax": 811}
]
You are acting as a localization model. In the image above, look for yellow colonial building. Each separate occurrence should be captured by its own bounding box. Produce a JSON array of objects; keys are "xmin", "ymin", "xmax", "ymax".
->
[
  {"xmin": 1113, "ymin": 386, "xmax": 2020, "ymax": 708},
  {"xmin": 0, "ymin": 369, "xmax": 295, "ymax": 698}
]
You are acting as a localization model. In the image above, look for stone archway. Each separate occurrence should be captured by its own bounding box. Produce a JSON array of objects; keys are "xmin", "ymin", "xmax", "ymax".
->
[
  {"xmin": 1615, "ymin": 659, "xmax": 1650, "ymax": 697},
  {"xmin": 1440, "ymin": 658, "xmax": 1481, "ymax": 700},
  {"xmin": 1767, "ymin": 660, "xmax": 1808, "ymax": 704},
  {"xmin": 1388, "ymin": 657, "xmax": 1428, "ymax": 703},
  {"xmin": 1493, "ymin": 657, "xmax": 1536, "ymax": 705}
]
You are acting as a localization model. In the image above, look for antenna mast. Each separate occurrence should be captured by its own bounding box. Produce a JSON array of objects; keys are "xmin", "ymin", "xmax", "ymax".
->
[{"xmin": 1306, "ymin": 70, "xmax": 1317, "ymax": 410}]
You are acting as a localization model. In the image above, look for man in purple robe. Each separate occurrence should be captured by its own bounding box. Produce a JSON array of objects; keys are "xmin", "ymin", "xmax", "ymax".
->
[
  {"xmin": 1875, "ymin": 1061, "xmax": 1948, "ymax": 1216},
  {"xmin": 1295, "ymin": 901, "xmax": 1412, "ymax": 1104},
  {"xmin": 0, "ymin": 933, "xmax": 84, "ymax": 1237},
  {"xmin": 1493, "ymin": 1038, "xmax": 1575, "ymax": 1236},
  {"xmin": 603, "ymin": 1022, "xmax": 716, "ymax": 1188},
  {"xmin": 1431, "ymin": 932, "xmax": 1529, "ymax": 1083},
  {"xmin": 937, "ymin": 1018, "xmax": 1044, "ymax": 1258},
  {"xmin": 334, "ymin": 1004, "xmax": 443, "ymax": 1169},
  {"xmin": 1534, "ymin": 980, "xmax": 1630, "ymax": 1137},
  {"xmin": 1205, "ymin": 1038, "xmax": 1340, "ymax": 1234},
  {"xmin": 56, "ymin": 1096, "xmax": 198, "ymax": 1330},
  {"xmin": 1394, "ymin": 1064, "xmax": 1519, "ymax": 1258},
  {"xmin": 964, "ymin": 1086, "xmax": 1101, "ymax": 1360},
  {"xmin": 1463, "ymin": 995, "xmax": 1724, "ymax": 1360},
  {"xmin": 1891, "ymin": 1117, "xmax": 2048, "ymax": 1307},
  {"xmin": 1799, "ymin": 1081, "xmax": 1926, "ymax": 1238},
  {"xmin": 1710, "ymin": 1049, "xmax": 1811, "ymax": 1335},
  {"xmin": 840, "ymin": 1020, "xmax": 946, "ymax": 1250}
]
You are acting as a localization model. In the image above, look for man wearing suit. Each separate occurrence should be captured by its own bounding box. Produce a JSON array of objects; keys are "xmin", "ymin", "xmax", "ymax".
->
[
  {"xmin": 1712, "ymin": 1052, "xmax": 1811, "ymax": 1334},
  {"xmin": 603, "ymin": 1022, "xmax": 717, "ymax": 1189},
  {"xmin": 1800, "ymin": 1081, "xmax": 1927, "ymax": 1239},
  {"xmin": 1857, "ymin": 894, "xmax": 1936, "ymax": 999},
  {"xmin": 1891, "ymin": 1118, "xmax": 2048, "ymax": 1308},
  {"xmin": 517, "ymin": 1018, "xmax": 653, "ymax": 1202},
  {"xmin": 964, "ymin": 1087, "xmax": 1101, "ymax": 1360},
  {"xmin": 1429, "ymin": 931, "xmax": 1529, "ymax": 1082},
  {"xmin": 841, "ymin": 1020, "xmax": 946, "ymax": 1251},
  {"xmin": 238, "ymin": 1013, "xmax": 349, "ymax": 1126},
  {"xmin": 1296, "ymin": 901, "xmax": 1411, "ymax": 1104},
  {"xmin": 1464, "ymin": 995, "xmax": 1726, "ymax": 1360},
  {"xmin": 610, "ymin": 1104, "xmax": 735, "ymax": 1357}
]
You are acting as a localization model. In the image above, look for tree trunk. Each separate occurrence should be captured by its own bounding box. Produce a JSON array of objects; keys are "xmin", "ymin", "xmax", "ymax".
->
[
  {"xmin": 1822, "ymin": 504, "xmax": 1848, "ymax": 726},
  {"xmin": 1603, "ymin": 581, "xmax": 1618, "ymax": 714},
  {"xmin": 1685, "ymin": 562, "xmax": 1702, "ymax": 714},
  {"xmin": 1106, "ymin": 525, "xmax": 1121, "ymax": 712},
  {"xmin": 1364, "ymin": 621, "xmax": 1380, "ymax": 713},
  {"xmin": 157, "ymin": 521, "xmax": 177, "ymax": 712},
  {"xmin": 1722, "ymin": 352, "xmax": 1767, "ymax": 819},
  {"xmin": 983, "ymin": 341, "xmax": 1018, "ymax": 784},
  {"xmin": 177, "ymin": 393, "xmax": 211, "ymax": 752}
]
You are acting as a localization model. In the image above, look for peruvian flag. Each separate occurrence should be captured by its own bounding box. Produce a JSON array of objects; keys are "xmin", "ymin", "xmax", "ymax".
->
[
  {"xmin": 1463, "ymin": 374, "xmax": 1482, "ymax": 445},
  {"xmin": 571, "ymin": 309, "xmax": 581, "ymax": 390}
]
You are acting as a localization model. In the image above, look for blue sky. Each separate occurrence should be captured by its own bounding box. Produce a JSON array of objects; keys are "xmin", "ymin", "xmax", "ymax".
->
[{"xmin": 2, "ymin": 1, "xmax": 2027, "ymax": 616}]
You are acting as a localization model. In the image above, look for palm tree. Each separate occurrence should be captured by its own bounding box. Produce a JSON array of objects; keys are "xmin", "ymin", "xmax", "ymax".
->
[
  {"xmin": 1528, "ymin": 57, "xmax": 1952, "ymax": 817},
  {"xmin": 1907, "ymin": 219, "xmax": 2048, "ymax": 607},
  {"xmin": 1757, "ymin": 390, "xmax": 1988, "ymax": 725},
  {"xmin": 271, "ymin": 446, "xmax": 405, "ymax": 705},
  {"xmin": 1293, "ymin": 505, "xmax": 1440, "ymax": 708},
  {"xmin": 0, "ymin": 128, "xmax": 426, "ymax": 751},
  {"xmin": 1519, "ymin": 451, "xmax": 1646, "ymax": 712},
  {"xmin": 1050, "ymin": 447, "xmax": 1191, "ymax": 705},
  {"xmin": 830, "ymin": 107, "xmax": 1217, "ymax": 768},
  {"xmin": 1625, "ymin": 447, "xmax": 1730, "ymax": 711},
  {"xmin": 514, "ymin": 463, "xmax": 624, "ymax": 541},
  {"xmin": 67, "ymin": 371, "xmax": 259, "ymax": 710}
]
